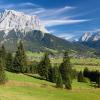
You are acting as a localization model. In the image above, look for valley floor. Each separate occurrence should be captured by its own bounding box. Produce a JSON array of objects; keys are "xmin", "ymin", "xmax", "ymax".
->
[{"xmin": 0, "ymin": 72, "xmax": 100, "ymax": 100}]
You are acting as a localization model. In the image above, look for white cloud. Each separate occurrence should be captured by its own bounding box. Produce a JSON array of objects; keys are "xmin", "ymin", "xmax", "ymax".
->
[
  {"xmin": 42, "ymin": 19, "xmax": 90, "ymax": 27},
  {"xmin": 18, "ymin": 2, "xmax": 39, "ymax": 7},
  {"xmin": 95, "ymin": 28, "xmax": 100, "ymax": 32},
  {"xmin": 0, "ymin": 2, "xmax": 91, "ymax": 28},
  {"xmin": 0, "ymin": 2, "xmax": 38, "ymax": 10},
  {"xmin": 58, "ymin": 33, "xmax": 74, "ymax": 40}
]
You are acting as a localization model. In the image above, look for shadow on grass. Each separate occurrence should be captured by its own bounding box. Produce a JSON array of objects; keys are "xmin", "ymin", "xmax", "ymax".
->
[
  {"xmin": 24, "ymin": 73, "xmax": 57, "ymax": 88},
  {"xmin": 23, "ymin": 73, "xmax": 45, "ymax": 81}
]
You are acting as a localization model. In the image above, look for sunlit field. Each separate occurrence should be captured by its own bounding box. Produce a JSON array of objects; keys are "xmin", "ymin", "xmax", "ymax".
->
[{"xmin": 0, "ymin": 71, "xmax": 99, "ymax": 100}]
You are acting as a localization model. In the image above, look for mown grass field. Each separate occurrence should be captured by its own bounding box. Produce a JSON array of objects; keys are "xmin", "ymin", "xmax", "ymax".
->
[{"xmin": 0, "ymin": 71, "xmax": 100, "ymax": 100}]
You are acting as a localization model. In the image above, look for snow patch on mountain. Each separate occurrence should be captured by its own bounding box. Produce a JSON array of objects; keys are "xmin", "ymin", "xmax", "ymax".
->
[
  {"xmin": 0, "ymin": 10, "xmax": 48, "ymax": 37},
  {"xmin": 80, "ymin": 32, "xmax": 92, "ymax": 42}
]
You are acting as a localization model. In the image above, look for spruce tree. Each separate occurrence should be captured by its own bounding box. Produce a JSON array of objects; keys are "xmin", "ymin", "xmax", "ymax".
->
[
  {"xmin": 38, "ymin": 53, "xmax": 51, "ymax": 80},
  {"xmin": 83, "ymin": 67, "xmax": 89, "ymax": 78},
  {"xmin": 98, "ymin": 74, "xmax": 100, "ymax": 88},
  {"xmin": 13, "ymin": 41, "xmax": 27, "ymax": 73},
  {"xmin": 0, "ymin": 57, "xmax": 6, "ymax": 84},
  {"xmin": 0, "ymin": 45, "xmax": 6, "ymax": 68},
  {"xmin": 48, "ymin": 66, "xmax": 53, "ymax": 82},
  {"xmin": 59, "ymin": 51, "xmax": 72, "ymax": 89},
  {"xmin": 77, "ymin": 71, "xmax": 84, "ymax": 82},
  {"xmin": 52, "ymin": 65, "xmax": 59, "ymax": 83},
  {"xmin": 96, "ymin": 71, "xmax": 100, "ymax": 88},
  {"xmin": 56, "ymin": 72, "xmax": 63, "ymax": 88},
  {"xmin": 0, "ymin": 45, "xmax": 6, "ymax": 58},
  {"xmin": 6, "ymin": 53, "xmax": 13, "ymax": 71}
]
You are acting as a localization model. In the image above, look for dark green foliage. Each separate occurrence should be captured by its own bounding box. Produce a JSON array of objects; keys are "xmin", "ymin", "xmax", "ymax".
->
[
  {"xmin": 98, "ymin": 74, "xmax": 100, "ymax": 88},
  {"xmin": 0, "ymin": 52, "xmax": 7, "ymax": 84},
  {"xmin": 48, "ymin": 66, "xmax": 53, "ymax": 82},
  {"xmin": 65, "ymin": 74, "xmax": 72, "ymax": 89},
  {"xmin": 56, "ymin": 72, "xmax": 63, "ymax": 88},
  {"xmin": 59, "ymin": 51, "xmax": 72, "ymax": 89},
  {"xmin": 0, "ymin": 45, "xmax": 6, "ymax": 68},
  {"xmin": 52, "ymin": 65, "xmax": 59, "ymax": 83},
  {"xmin": 6, "ymin": 53, "xmax": 13, "ymax": 71},
  {"xmin": 0, "ymin": 45, "xmax": 6, "ymax": 58},
  {"xmin": 12, "ymin": 41, "xmax": 27, "ymax": 73},
  {"xmin": 72, "ymin": 69, "xmax": 78, "ymax": 79},
  {"xmin": 77, "ymin": 71, "xmax": 85, "ymax": 82},
  {"xmin": 38, "ymin": 53, "xmax": 52, "ymax": 80},
  {"xmin": 83, "ymin": 68, "xmax": 100, "ymax": 88},
  {"xmin": 83, "ymin": 67, "xmax": 89, "ymax": 78},
  {"xmin": 26, "ymin": 61, "xmax": 38, "ymax": 74},
  {"xmin": 96, "ymin": 71, "xmax": 100, "ymax": 88}
]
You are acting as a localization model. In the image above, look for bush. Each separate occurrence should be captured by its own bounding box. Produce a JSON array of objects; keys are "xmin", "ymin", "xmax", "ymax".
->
[{"xmin": 83, "ymin": 77, "xmax": 90, "ymax": 83}]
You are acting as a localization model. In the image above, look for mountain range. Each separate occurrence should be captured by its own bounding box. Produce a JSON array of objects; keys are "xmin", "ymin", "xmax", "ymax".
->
[
  {"xmin": 0, "ymin": 10, "xmax": 90, "ymax": 53},
  {"xmin": 79, "ymin": 32, "xmax": 100, "ymax": 48}
]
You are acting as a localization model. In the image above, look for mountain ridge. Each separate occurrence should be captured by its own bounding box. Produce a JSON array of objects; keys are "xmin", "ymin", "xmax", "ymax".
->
[
  {"xmin": 0, "ymin": 10, "xmax": 48, "ymax": 36},
  {"xmin": 79, "ymin": 31, "xmax": 100, "ymax": 48},
  {"xmin": 0, "ymin": 10, "xmax": 92, "ymax": 53}
]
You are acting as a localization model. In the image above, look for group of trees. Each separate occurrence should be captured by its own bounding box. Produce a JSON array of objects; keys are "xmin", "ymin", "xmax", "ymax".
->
[
  {"xmin": 0, "ymin": 41, "xmax": 73, "ymax": 89},
  {"xmin": 83, "ymin": 67, "xmax": 100, "ymax": 88},
  {"xmin": 2, "ymin": 41, "xmax": 27, "ymax": 73},
  {"xmin": 0, "ymin": 45, "xmax": 7, "ymax": 84},
  {"xmin": 0, "ymin": 41, "xmax": 99, "ymax": 89},
  {"xmin": 0, "ymin": 41, "xmax": 27, "ymax": 84},
  {"xmin": 38, "ymin": 51, "xmax": 73, "ymax": 89},
  {"xmin": 77, "ymin": 67, "xmax": 100, "ymax": 88}
]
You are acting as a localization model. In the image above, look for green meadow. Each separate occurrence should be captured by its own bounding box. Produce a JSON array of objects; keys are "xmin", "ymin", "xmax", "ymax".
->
[
  {"xmin": 0, "ymin": 71, "xmax": 100, "ymax": 100},
  {"xmin": 0, "ymin": 52, "xmax": 99, "ymax": 100}
]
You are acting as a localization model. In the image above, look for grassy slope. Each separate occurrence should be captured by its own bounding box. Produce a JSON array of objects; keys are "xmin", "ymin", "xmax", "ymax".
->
[{"xmin": 0, "ymin": 71, "xmax": 100, "ymax": 100}]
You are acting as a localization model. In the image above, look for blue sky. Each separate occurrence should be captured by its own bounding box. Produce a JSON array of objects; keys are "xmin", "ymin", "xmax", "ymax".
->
[{"xmin": 0, "ymin": 0, "xmax": 100, "ymax": 40}]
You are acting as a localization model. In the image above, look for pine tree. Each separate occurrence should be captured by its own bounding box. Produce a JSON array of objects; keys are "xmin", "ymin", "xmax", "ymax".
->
[
  {"xmin": 12, "ymin": 41, "xmax": 27, "ymax": 73},
  {"xmin": 59, "ymin": 51, "xmax": 72, "ymax": 89},
  {"xmin": 38, "ymin": 53, "xmax": 51, "ymax": 80},
  {"xmin": 56, "ymin": 72, "xmax": 63, "ymax": 88},
  {"xmin": 77, "ymin": 71, "xmax": 84, "ymax": 82},
  {"xmin": 65, "ymin": 74, "xmax": 72, "ymax": 89},
  {"xmin": 98, "ymin": 74, "xmax": 100, "ymax": 88},
  {"xmin": 83, "ymin": 67, "xmax": 89, "ymax": 78},
  {"xmin": 0, "ymin": 45, "xmax": 6, "ymax": 58},
  {"xmin": 52, "ymin": 65, "xmax": 59, "ymax": 83},
  {"xmin": 6, "ymin": 53, "xmax": 13, "ymax": 71},
  {"xmin": 48, "ymin": 66, "xmax": 53, "ymax": 82},
  {"xmin": 96, "ymin": 71, "xmax": 100, "ymax": 88},
  {"xmin": 0, "ymin": 57, "xmax": 6, "ymax": 84},
  {"xmin": 0, "ymin": 45, "xmax": 6, "ymax": 68}
]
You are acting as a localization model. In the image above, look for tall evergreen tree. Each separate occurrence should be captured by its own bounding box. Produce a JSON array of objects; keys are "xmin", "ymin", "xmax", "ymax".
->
[
  {"xmin": 56, "ymin": 72, "xmax": 63, "ymax": 88},
  {"xmin": 0, "ymin": 56, "xmax": 6, "ymax": 84},
  {"xmin": 59, "ymin": 51, "xmax": 72, "ymax": 89},
  {"xmin": 52, "ymin": 65, "xmax": 59, "ymax": 83},
  {"xmin": 0, "ymin": 45, "xmax": 6, "ymax": 68},
  {"xmin": 77, "ymin": 71, "xmax": 84, "ymax": 82},
  {"xmin": 96, "ymin": 71, "xmax": 100, "ymax": 88},
  {"xmin": 0, "ymin": 45, "xmax": 6, "ymax": 58},
  {"xmin": 83, "ymin": 67, "xmax": 89, "ymax": 78},
  {"xmin": 12, "ymin": 41, "xmax": 27, "ymax": 73},
  {"xmin": 48, "ymin": 66, "xmax": 53, "ymax": 82},
  {"xmin": 38, "ymin": 53, "xmax": 51, "ymax": 80},
  {"xmin": 6, "ymin": 53, "xmax": 13, "ymax": 71}
]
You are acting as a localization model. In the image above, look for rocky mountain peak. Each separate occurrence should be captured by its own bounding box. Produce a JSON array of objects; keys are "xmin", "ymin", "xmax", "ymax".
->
[
  {"xmin": 0, "ymin": 10, "xmax": 48, "ymax": 37},
  {"xmin": 80, "ymin": 32, "xmax": 92, "ymax": 42}
]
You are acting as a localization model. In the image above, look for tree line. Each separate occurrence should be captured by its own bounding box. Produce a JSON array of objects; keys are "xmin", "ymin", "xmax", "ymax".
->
[
  {"xmin": 0, "ymin": 41, "xmax": 99, "ymax": 89},
  {"xmin": 38, "ymin": 51, "xmax": 73, "ymax": 89},
  {"xmin": 0, "ymin": 41, "xmax": 73, "ymax": 89},
  {"xmin": 77, "ymin": 67, "xmax": 100, "ymax": 88}
]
